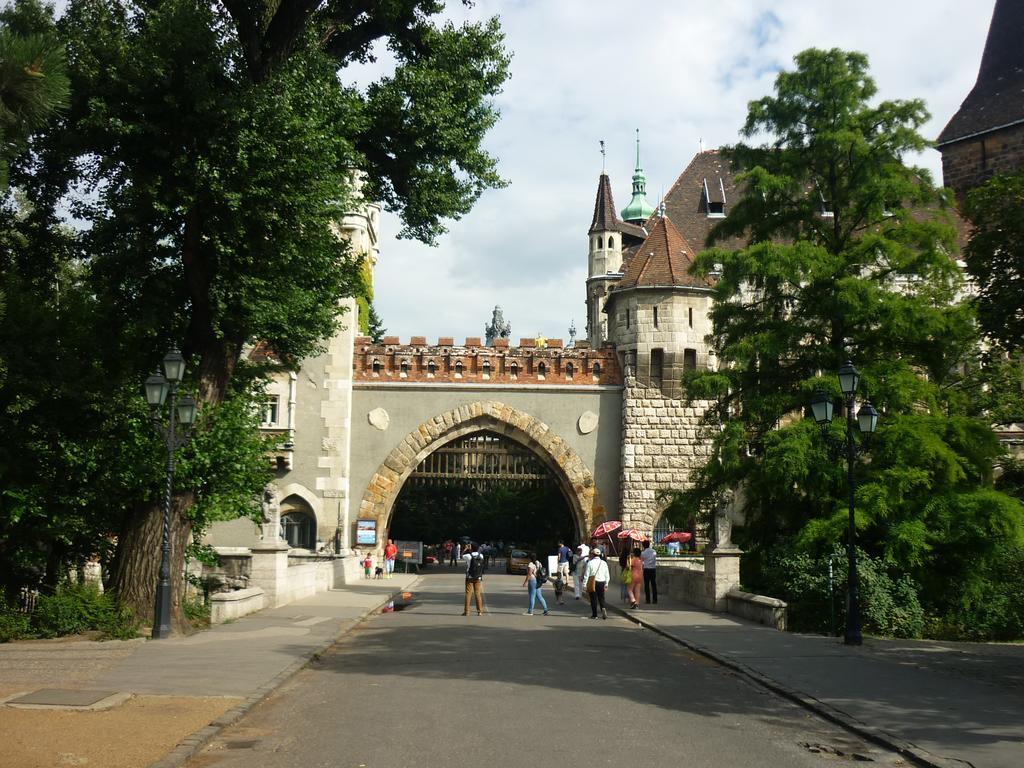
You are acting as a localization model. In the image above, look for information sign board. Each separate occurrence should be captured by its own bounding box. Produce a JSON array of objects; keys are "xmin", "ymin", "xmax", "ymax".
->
[
  {"xmin": 355, "ymin": 519, "xmax": 377, "ymax": 546},
  {"xmin": 395, "ymin": 540, "xmax": 423, "ymax": 565}
]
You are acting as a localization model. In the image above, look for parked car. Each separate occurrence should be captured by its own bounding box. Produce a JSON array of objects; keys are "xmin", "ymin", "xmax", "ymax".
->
[{"xmin": 506, "ymin": 549, "xmax": 531, "ymax": 575}]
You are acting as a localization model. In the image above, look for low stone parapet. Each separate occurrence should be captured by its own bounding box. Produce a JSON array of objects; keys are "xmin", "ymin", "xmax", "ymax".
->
[
  {"xmin": 210, "ymin": 587, "xmax": 265, "ymax": 624},
  {"xmin": 726, "ymin": 588, "xmax": 787, "ymax": 630}
]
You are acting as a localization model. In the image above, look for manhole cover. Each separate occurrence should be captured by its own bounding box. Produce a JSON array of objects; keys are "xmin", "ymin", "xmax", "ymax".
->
[{"xmin": 9, "ymin": 689, "xmax": 116, "ymax": 707}]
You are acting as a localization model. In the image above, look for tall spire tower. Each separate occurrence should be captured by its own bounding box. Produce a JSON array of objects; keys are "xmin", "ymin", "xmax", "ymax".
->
[{"xmin": 620, "ymin": 129, "xmax": 656, "ymax": 225}]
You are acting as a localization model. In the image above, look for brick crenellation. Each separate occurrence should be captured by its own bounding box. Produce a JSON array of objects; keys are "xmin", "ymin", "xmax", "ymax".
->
[{"xmin": 353, "ymin": 339, "xmax": 622, "ymax": 385}]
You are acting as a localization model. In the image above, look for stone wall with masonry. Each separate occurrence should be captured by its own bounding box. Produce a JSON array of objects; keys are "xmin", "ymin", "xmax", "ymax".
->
[{"xmin": 619, "ymin": 377, "xmax": 715, "ymax": 529}]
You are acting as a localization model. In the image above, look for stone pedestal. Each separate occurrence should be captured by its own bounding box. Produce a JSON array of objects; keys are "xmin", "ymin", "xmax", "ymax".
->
[
  {"xmin": 249, "ymin": 542, "xmax": 290, "ymax": 608},
  {"xmin": 704, "ymin": 546, "xmax": 743, "ymax": 612}
]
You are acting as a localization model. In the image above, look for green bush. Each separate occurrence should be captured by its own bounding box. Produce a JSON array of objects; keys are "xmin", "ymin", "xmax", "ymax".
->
[
  {"xmin": 0, "ymin": 594, "xmax": 34, "ymax": 642},
  {"xmin": 183, "ymin": 594, "xmax": 210, "ymax": 627},
  {"xmin": 31, "ymin": 584, "xmax": 138, "ymax": 640},
  {"xmin": 759, "ymin": 547, "xmax": 924, "ymax": 638},
  {"xmin": 926, "ymin": 544, "xmax": 1024, "ymax": 641}
]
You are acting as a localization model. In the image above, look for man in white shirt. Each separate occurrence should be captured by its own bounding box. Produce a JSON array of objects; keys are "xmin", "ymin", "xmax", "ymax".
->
[
  {"xmin": 640, "ymin": 540, "xmax": 658, "ymax": 604},
  {"xmin": 583, "ymin": 547, "xmax": 610, "ymax": 619}
]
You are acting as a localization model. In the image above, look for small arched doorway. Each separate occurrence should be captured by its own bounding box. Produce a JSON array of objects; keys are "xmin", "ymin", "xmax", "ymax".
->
[{"xmin": 280, "ymin": 495, "xmax": 317, "ymax": 549}]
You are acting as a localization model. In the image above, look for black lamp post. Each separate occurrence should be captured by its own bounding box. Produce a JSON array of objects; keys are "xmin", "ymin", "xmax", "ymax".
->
[
  {"xmin": 144, "ymin": 348, "xmax": 197, "ymax": 639},
  {"xmin": 810, "ymin": 360, "xmax": 879, "ymax": 646}
]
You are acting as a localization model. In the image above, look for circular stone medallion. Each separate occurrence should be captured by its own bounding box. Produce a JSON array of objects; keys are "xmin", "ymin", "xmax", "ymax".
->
[
  {"xmin": 368, "ymin": 407, "xmax": 390, "ymax": 431},
  {"xmin": 577, "ymin": 410, "xmax": 598, "ymax": 434}
]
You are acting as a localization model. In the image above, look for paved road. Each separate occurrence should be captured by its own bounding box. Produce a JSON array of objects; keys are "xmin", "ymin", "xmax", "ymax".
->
[{"xmin": 190, "ymin": 572, "xmax": 905, "ymax": 768}]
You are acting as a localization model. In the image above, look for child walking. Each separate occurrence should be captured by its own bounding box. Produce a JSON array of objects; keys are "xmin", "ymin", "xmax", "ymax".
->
[{"xmin": 362, "ymin": 554, "xmax": 373, "ymax": 579}]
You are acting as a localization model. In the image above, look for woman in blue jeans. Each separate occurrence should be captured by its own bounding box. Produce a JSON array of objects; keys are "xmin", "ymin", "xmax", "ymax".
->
[{"xmin": 522, "ymin": 555, "xmax": 549, "ymax": 615}]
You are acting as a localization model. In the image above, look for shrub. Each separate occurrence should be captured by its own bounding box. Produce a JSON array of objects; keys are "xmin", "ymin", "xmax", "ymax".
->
[
  {"xmin": 759, "ymin": 547, "xmax": 924, "ymax": 638},
  {"xmin": 926, "ymin": 544, "xmax": 1024, "ymax": 641},
  {"xmin": 0, "ymin": 594, "xmax": 34, "ymax": 642},
  {"xmin": 32, "ymin": 584, "xmax": 138, "ymax": 640}
]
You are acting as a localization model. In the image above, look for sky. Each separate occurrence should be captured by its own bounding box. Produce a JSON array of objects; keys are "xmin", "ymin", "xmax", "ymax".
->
[{"xmin": 357, "ymin": 0, "xmax": 996, "ymax": 344}]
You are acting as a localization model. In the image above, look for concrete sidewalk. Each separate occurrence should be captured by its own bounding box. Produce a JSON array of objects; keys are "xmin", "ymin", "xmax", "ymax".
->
[
  {"xmin": 610, "ymin": 589, "xmax": 1024, "ymax": 768},
  {"xmin": 0, "ymin": 576, "xmax": 417, "ymax": 768}
]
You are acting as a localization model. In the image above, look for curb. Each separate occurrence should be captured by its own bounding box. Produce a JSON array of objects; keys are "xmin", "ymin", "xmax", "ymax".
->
[
  {"xmin": 607, "ymin": 604, "xmax": 972, "ymax": 768},
  {"xmin": 148, "ymin": 578, "xmax": 423, "ymax": 768}
]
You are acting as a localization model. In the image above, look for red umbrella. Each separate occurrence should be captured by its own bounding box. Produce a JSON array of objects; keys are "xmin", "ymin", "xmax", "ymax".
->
[
  {"xmin": 616, "ymin": 528, "xmax": 646, "ymax": 541},
  {"xmin": 591, "ymin": 521, "xmax": 622, "ymax": 538},
  {"xmin": 660, "ymin": 531, "xmax": 693, "ymax": 544}
]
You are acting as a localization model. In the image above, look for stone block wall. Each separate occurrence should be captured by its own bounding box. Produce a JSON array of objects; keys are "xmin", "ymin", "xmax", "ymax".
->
[
  {"xmin": 619, "ymin": 377, "xmax": 715, "ymax": 531},
  {"xmin": 940, "ymin": 124, "xmax": 1024, "ymax": 204}
]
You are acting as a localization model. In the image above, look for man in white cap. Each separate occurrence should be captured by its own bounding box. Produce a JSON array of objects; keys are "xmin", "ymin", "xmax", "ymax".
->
[
  {"xmin": 582, "ymin": 546, "xmax": 610, "ymax": 619},
  {"xmin": 572, "ymin": 542, "xmax": 590, "ymax": 600}
]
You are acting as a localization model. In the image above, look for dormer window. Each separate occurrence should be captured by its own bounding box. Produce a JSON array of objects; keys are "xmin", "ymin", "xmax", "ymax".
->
[{"xmin": 703, "ymin": 177, "xmax": 726, "ymax": 217}]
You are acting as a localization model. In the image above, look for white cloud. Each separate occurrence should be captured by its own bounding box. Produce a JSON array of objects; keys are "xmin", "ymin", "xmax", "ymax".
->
[{"xmin": 370, "ymin": 0, "xmax": 995, "ymax": 342}]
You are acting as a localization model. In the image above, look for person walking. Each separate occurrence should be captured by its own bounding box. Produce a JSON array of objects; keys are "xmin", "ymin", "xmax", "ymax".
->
[
  {"xmin": 384, "ymin": 538, "xmax": 398, "ymax": 578},
  {"xmin": 583, "ymin": 547, "xmax": 610, "ymax": 619},
  {"xmin": 573, "ymin": 543, "xmax": 590, "ymax": 600},
  {"xmin": 522, "ymin": 554, "xmax": 550, "ymax": 615},
  {"xmin": 556, "ymin": 540, "xmax": 571, "ymax": 585},
  {"xmin": 462, "ymin": 543, "xmax": 486, "ymax": 615},
  {"xmin": 628, "ymin": 547, "xmax": 644, "ymax": 608},
  {"xmin": 640, "ymin": 539, "xmax": 658, "ymax": 604}
]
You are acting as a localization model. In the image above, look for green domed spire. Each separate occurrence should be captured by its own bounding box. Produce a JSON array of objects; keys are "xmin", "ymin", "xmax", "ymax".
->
[{"xmin": 620, "ymin": 129, "xmax": 656, "ymax": 224}]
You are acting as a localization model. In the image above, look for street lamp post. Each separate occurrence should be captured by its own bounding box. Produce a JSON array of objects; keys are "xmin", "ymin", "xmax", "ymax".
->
[
  {"xmin": 810, "ymin": 360, "xmax": 879, "ymax": 646},
  {"xmin": 144, "ymin": 348, "xmax": 197, "ymax": 639}
]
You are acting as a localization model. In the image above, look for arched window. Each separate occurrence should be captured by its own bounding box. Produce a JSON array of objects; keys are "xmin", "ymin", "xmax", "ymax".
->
[
  {"xmin": 482, "ymin": 359, "xmax": 491, "ymax": 378},
  {"xmin": 592, "ymin": 362, "xmax": 601, "ymax": 379},
  {"xmin": 608, "ymin": 236, "xmax": 615, "ymax": 249},
  {"xmin": 427, "ymin": 360, "xmax": 436, "ymax": 376},
  {"xmin": 510, "ymin": 362, "xmax": 519, "ymax": 379},
  {"xmin": 565, "ymin": 362, "xmax": 574, "ymax": 379},
  {"xmin": 400, "ymin": 360, "xmax": 409, "ymax": 376},
  {"xmin": 454, "ymin": 360, "xmax": 464, "ymax": 377},
  {"xmin": 537, "ymin": 362, "xmax": 546, "ymax": 378},
  {"xmin": 597, "ymin": 236, "xmax": 603, "ymax": 249},
  {"xmin": 372, "ymin": 359, "xmax": 381, "ymax": 376},
  {"xmin": 280, "ymin": 511, "xmax": 316, "ymax": 550}
]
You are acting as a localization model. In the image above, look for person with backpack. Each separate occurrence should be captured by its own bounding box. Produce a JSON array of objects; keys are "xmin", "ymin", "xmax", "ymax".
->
[
  {"xmin": 522, "ymin": 553, "xmax": 550, "ymax": 615},
  {"xmin": 462, "ymin": 542, "xmax": 486, "ymax": 615}
]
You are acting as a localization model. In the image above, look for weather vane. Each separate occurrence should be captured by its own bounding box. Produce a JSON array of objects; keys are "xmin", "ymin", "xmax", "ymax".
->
[{"xmin": 600, "ymin": 140, "xmax": 605, "ymax": 172}]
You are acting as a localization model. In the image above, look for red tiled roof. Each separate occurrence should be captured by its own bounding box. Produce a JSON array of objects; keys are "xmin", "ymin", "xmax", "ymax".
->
[{"xmin": 615, "ymin": 215, "xmax": 711, "ymax": 290}]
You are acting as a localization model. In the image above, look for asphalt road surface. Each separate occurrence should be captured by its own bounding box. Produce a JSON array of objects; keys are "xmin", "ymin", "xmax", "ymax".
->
[{"xmin": 190, "ymin": 571, "xmax": 906, "ymax": 768}]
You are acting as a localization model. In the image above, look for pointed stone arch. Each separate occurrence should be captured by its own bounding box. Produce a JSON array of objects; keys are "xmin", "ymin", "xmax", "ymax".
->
[{"xmin": 357, "ymin": 401, "xmax": 606, "ymax": 540}]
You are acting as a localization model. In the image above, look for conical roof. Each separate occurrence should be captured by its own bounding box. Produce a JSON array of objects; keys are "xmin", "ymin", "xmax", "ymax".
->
[
  {"xmin": 589, "ymin": 173, "xmax": 618, "ymax": 234},
  {"xmin": 937, "ymin": 0, "xmax": 1024, "ymax": 145},
  {"xmin": 615, "ymin": 215, "xmax": 711, "ymax": 290}
]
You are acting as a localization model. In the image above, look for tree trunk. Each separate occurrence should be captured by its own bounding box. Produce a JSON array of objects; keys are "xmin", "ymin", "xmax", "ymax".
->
[{"xmin": 111, "ymin": 492, "xmax": 194, "ymax": 635}]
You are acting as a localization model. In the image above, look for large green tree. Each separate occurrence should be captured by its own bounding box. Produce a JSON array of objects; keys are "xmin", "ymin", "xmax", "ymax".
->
[
  {"xmin": 19, "ymin": 0, "xmax": 509, "ymax": 628},
  {"xmin": 672, "ymin": 49, "xmax": 1024, "ymax": 635},
  {"xmin": 963, "ymin": 170, "xmax": 1024, "ymax": 353}
]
